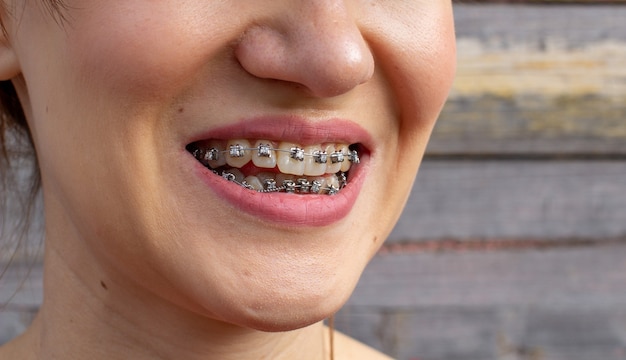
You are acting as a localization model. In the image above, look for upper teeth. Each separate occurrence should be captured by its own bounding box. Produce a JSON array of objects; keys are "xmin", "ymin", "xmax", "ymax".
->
[{"xmin": 193, "ymin": 140, "xmax": 359, "ymax": 176}]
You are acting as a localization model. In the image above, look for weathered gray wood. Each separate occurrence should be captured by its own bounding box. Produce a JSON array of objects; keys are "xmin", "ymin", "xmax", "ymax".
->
[
  {"xmin": 346, "ymin": 244, "xmax": 626, "ymax": 308},
  {"xmin": 431, "ymin": 95, "xmax": 626, "ymax": 155},
  {"xmin": 432, "ymin": 4, "xmax": 626, "ymax": 155},
  {"xmin": 453, "ymin": 4, "xmax": 626, "ymax": 46},
  {"xmin": 390, "ymin": 159, "xmax": 626, "ymax": 242}
]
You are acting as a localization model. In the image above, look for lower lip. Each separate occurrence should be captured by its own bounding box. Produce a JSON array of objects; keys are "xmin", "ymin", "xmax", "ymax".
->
[{"xmin": 188, "ymin": 154, "xmax": 368, "ymax": 227}]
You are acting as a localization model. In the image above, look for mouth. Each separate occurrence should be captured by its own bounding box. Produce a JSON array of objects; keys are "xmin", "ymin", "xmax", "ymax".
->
[
  {"xmin": 185, "ymin": 139, "xmax": 362, "ymax": 196},
  {"xmin": 184, "ymin": 117, "xmax": 372, "ymax": 226}
]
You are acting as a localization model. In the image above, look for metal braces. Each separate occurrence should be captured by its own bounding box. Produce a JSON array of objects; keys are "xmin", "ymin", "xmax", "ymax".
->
[
  {"xmin": 190, "ymin": 145, "xmax": 358, "ymax": 196},
  {"xmin": 196, "ymin": 144, "xmax": 360, "ymax": 165},
  {"xmin": 219, "ymin": 170, "xmax": 348, "ymax": 195}
]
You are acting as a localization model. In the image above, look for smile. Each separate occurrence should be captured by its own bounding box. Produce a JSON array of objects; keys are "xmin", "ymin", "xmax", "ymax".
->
[
  {"xmin": 185, "ymin": 117, "xmax": 372, "ymax": 226},
  {"xmin": 186, "ymin": 140, "xmax": 361, "ymax": 195}
]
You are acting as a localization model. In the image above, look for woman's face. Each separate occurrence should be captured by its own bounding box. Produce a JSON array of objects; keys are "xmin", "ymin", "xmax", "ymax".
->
[{"xmin": 8, "ymin": 0, "xmax": 455, "ymax": 330}]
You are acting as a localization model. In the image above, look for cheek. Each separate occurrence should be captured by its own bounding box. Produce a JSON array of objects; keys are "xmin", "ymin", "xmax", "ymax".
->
[
  {"xmin": 363, "ymin": 2, "xmax": 456, "ymax": 145},
  {"xmin": 402, "ymin": 8, "xmax": 456, "ymax": 112},
  {"xmin": 63, "ymin": 3, "xmax": 234, "ymax": 103}
]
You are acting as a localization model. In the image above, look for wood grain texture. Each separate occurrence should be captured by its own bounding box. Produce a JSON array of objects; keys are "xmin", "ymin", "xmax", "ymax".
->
[
  {"xmin": 431, "ymin": 4, "xmax": 626, "ymax": 155},
  {"xmin": 390, "ymin": 160, "xmax": 626, "ymax": 242}
]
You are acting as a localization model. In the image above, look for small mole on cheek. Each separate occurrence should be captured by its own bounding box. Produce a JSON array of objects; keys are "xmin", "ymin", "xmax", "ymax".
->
[
  {"xmin": 373, "ymin": 236, "xmax": 379, "ymax": 244},
  {"xmin": 178, "ymin": 107, "xmax": 185, "ymax": 113},
  {"xmin": 100, "ymin": 280, "xmax": 108, "ymax": 290}
]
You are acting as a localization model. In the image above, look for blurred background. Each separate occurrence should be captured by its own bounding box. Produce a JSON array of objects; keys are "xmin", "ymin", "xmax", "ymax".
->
[{"xmin": 2, "ymin": 1, "xmax": 626, "ymax": 360}]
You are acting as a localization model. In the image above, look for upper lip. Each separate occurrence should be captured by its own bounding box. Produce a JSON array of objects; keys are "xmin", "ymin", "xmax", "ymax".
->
[{"xmin": 186, "ymin": 115, "xmax": 374, "ymax": 153}]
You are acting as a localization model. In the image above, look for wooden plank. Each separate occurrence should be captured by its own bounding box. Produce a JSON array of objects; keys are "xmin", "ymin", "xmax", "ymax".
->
[
  {"xmin": 389, "ymin": 159, "xmax": 626, "ymax": 242},
  {"xmin": 346, "ymin": 244, "xmax": 626, "ymax": 308},
  {"xmin": 431, "ymin": 4, "xmax": 626, "ymax": 155},
  {"xmin": 431, "ymin": 95, "xmax": 626, "ymax": 156}
]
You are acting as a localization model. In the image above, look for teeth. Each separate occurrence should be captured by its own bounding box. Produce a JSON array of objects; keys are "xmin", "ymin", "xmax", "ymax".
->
[
  {"xmin": 207, "ymin": 140, "xmax": 227, "ymax": 168},
  {"xmin": 193, "ymin": 141, "xmax": 358, "ymax": 175},
  {"xmin": 309, "ymin": 178, "xmax": 324, "ymax": 194},
  {"xmin": 219, "ymin": 170, "xmax": 347, "ymax": 196},
  {"xmin": 282, "ymin": 179, "xmax": 297, "ymax": 193},
  {"xmin": 290, "ymin": 147, "xmax": 305, "ymax": 161},
  {"xmin": 190, "ymin": 139, "xmax": 361, "ymax": 196},
  {"xmin": 226, "ymin": 139, "xmax": 252, "ymax": 168},
  {"xmin": 338, "ymin": 172, "xmax": 347, "ymax": 188},
  {"xmin": 256, "ymin": 172, "xmax": 276, "ymax": 184},
  {"xmin": 322, "ymin": 145, "xmax": 340, "ymax": 174},
  {"xmin": 276, "ymin": 173, "xmax": 296, "ymax": 185},
  {"xmin": 222, "ymin": 168, "xmax": 245, "ymax": 183},
  {"xmin": 263, "ymin": 178, "xmax": 278, "ymax": 192},
  {"xmin": 277, "ymin": 142, "xmax": 305, "ymax": 176},
  {"xmin": 324, "ymin": 174, "xmax": 340, "ymax": 195},
  {"xmin": 244, "ymin": 175, "xmax": 264, "ymax": 191},
  {"xmin": 304, "ymin": 145, "xmax": 327, "ymax": 176},
  {"xmin": 297, "ymin": 178, "xmax": 311, "ymax": 193},
  {"xmin": 349, "ymin": 150, "xmax": 360, "ymax": 164},
  {"xmin": 252, "ymin": 140, "xmax": 277, "ymax": 169},
  {"xmin": 308, "ymin": 174, "xmax": 339, "ymax": 194},
  {"xmin": 330, "ymin": 151, "xmax": 344, "ymax": 164},
  {"xmin": 335, "ymin": 144, "xmax": 352, "ymax": 172}
]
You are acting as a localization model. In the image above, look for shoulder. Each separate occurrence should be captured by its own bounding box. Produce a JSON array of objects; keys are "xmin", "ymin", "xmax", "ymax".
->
[{"xmin": 330, "ymin": 329, "xmax": 395, "ymax": 360}]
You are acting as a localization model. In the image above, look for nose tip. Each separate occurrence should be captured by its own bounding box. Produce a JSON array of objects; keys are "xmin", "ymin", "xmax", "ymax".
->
[
  {"xmin": 234, "ymin": 6, "xmax": 374, "ymax": 98},
  {"xmin": 301, "ymin": 37, "xmax": 375, "ymax": 97}
]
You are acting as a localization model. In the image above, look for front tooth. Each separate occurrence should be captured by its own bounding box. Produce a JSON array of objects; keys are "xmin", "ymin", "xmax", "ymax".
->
[
  {"xmin": 244, "ymin": 175, "xmax": 264, "ymax": 191},
  {"xmin": 277, "ymin": 142, "xmax": 305, "ymax": 176},
  {"xmin": 207, "ymin": 140, "xmax": 227, "ymax": 168},
  {"xmin": 226, "ymin": 139, "xmax": 252, "ymax": 168},
  {"xmin": 303, "ymin": 145, "xmax": 327, "ymax": 176},
  {"xmin": 252, "ymin": 140, "xmax": 277, "ymax": 169},
  {"xmin": 336, "ymin": 144, "xmax": 352, "ymax": 172}
]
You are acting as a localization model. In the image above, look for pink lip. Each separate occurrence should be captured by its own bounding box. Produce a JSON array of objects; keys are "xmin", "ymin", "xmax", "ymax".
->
[
  {"xmin": 186, "ymin": 116, "xmax": 372, "ymax": 227},
  {"xmin": 187, "ymin": 115, "xmax": 374, "ymax": 147}
]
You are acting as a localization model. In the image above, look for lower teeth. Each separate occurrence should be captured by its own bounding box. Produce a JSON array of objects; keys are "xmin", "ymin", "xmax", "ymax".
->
[{"xmin": 218, "ymin": 169, "xmax": 348, "ymax": 195}]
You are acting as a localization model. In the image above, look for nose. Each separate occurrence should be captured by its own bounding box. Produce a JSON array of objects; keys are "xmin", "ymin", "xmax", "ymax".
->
[{"xmin": 234, "ymin": 1, "xmax": 375, "ymax": 98}]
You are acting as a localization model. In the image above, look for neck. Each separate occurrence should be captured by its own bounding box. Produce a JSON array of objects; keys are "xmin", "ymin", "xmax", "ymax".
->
[{"xmin": 18, "ymin": 246, "xmax": 329, "ymax": 360}]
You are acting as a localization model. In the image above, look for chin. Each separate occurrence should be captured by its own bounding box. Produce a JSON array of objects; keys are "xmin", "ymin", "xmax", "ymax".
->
[
  {"xmin": 235, "ymin": 295, "xmax": 347, "ymax": 333},
  {"xmin": 195, "ymin": 268, "xmax": 357, "ymax": 333}
]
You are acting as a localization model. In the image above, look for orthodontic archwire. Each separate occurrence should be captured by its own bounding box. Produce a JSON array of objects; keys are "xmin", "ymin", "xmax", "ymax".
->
[
  {"xmin": 194, "ymin": 144, "xmax": 360, "ymax": 165},
  {"xmin": 219, "ymin": 170, "xmax": 349, "ymax": 195}
]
